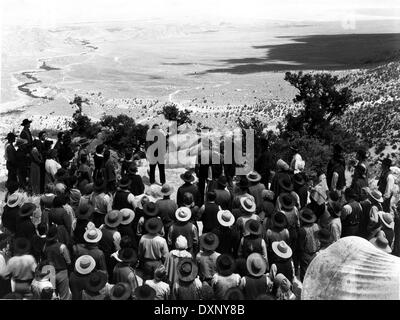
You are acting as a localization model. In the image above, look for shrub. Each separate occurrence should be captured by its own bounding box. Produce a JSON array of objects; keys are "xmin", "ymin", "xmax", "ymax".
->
[{"xmin": 158, "ymin": 103, "xmax": 193, "ymax": 127}]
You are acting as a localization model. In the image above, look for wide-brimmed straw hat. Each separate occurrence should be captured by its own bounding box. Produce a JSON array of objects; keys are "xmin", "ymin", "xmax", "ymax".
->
[
  {"xmin": 180, "ymin": 170, "xmax": 195, "ymax": 183},
  {"xmin": 75, "ymin": 255, "xmax": 96, "ymax": 275},
  {"xmin": 143, "ymin": 202, "xmax": 159, "ymax": 217},
  {"xmin": 370, "ymin": 232, "xmax": 392, "ymax": 253},
  {"xmin": 118, "ymin": 177, "xmax": 131, "ymax": 189},
  {"xmin": 104, "ymin": 210, "xmax": 122, "ymax": 228},
  {"xmin": 7, "ymin": 193, "xmax": 24, "ymax": 208},
  {"xmin": 246, "ymin": 253, "xmax": 267, "ymax": 277},
  {"xmin": 110, "ymin": 282, "xmax": 132, "ymax": 300},
  {"xmin": 175, "ymin": 207, "xmax": 192, "ymax": 222},
  {"xmin": 272, "ymin": 241, "xmax": 292, "ymax": 259},
  {"xmin": 118, "ymin": 248, "xmax": 138, "ymax": 264},
  {"xmin": 14, "ymin": 237, "xmax": 31, "ymax": 255},
  {"xmin": 378, "ymin": 211, "xmax": 394, "ymax": 229},
  {"xmin": 200, "ymin": 233, "xmax": 220, "ymax": 251},
  {"xmin": 240, "ymin": 197, "xmax": 256, "ymax": 213},
  {"xmin": 134, "ymin": 285, "xmax": 156, "ymax": 300},
  {"xmin": 299, "ymin": 208, "xmax": 317, "ymax": 224},
  {"xmin": 246, "ymin": 171, "xmax": 262, "ymax": 183},
  {"xmin": 76, "ymin": 203, "xmax": 94, "ymax": 220},
  {"xmin": 262, "ymin": 190, "xmax": 275, "ymax": 201},
  {"xmin": 120, "ymin": 208, "xmax": 135, "ymax": 225},
  {"xmin": 279, "ymin": 176, "xmax": 294, "ymax": 192},
  {"xmin": 369, "ymin": 190, "xmax": 384, "ymax": 203},
  {"xmin": 160, "ymin": 184, "xmax": 174, "ymax": 196},
  {"xmin": 177, "ymin": 258, "xmax": 198, "ymax": 282},
  {"xmin": 216, "ymin": 254, "xmax": 236, "ymax": 276},
  {"xmin": 84, "ymin": 228, "xmax": 102, "ymax": 243},
  {"xmin": 272, "ymin": 212, "xmax": 288, "ymax": 229},
  {"xmin": 85, "ymin": 271, "xmax": 107, "ymax": 293},
  {"xmin": 19, "ymin": 203, "xmax": 36, "ymax": 217},
  {"xmin": 144, "ymin": 217, "xmax": 163, "ymax": 235},
  {"xmin": 244, "ymin": 219, "xmax": 262, "ymax": 236},
  {"xmin": 217, "ymin": 210, "xmax": 235, "ymax": 227},
  {"xmin": 278, "ymin": 193, "xmax": 295, "ymax": 211}
]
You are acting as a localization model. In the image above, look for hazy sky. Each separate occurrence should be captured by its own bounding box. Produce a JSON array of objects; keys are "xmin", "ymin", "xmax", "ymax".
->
[{"xmin": 1, "ymin": 0, "xmax": 400, "ymax": 26}]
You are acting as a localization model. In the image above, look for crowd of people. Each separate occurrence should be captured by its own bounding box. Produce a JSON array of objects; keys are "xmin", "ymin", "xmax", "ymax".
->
[{"xmin": 0, "ymin": 118, "xmax": 399, "ymax": 300}]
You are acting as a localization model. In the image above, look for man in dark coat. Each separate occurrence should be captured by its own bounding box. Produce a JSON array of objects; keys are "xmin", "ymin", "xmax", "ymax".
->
[
  {"xmin": 214, "ymin": 176, "xmax": 232, "ymax": 210},
  {"xmin": 326, "ymin": 144, "xmax": 346, "ymax": 194},
  {"xmin": 19, "ymin": 119, "xmax": 33, "ymax": 150},
  {"xmin": 127, "ymin": 165, "xmax": 145, "ymax": 196},
  {"xmin": 198, "ymin": 191, "xmax": 220, "ymax": 234},
  {"xmin": 176, "ymin": 171, "xmax": 201, "ymax": 207},
  {"xmin": 103, "ymin": 149, "xmax": 117, "ymax": 193},
  {"xmin": 5, "ymin": 132, "xmax": 18, "ymax": 187},
  {"xmin": 255, "ymin": 139, "xmax": 274, "ymax": 189},
  {"xmin": 148, "ymin": 124, "xmax": 166, "ymax": 185},
  {"xmin": 15, "ymin": 203, "xmax": 37, "ymax": 241},
  {"xmin": 156, "ymin": 184, "xmax": 178, "ymax": 232}
]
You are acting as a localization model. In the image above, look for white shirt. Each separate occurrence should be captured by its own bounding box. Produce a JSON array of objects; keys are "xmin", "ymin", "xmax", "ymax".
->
[{"xmin": 45, "ymin": 159, "xmax": 62, "ymax": 178}]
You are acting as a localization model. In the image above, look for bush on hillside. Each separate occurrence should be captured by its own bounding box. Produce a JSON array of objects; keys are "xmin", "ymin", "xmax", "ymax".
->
[
  {"xmin": 69, "ymin": 113, "xmax": 102, "ymax": 139},
  {"xmin": 158, "ymin": 103, "xmax": 193, "ymax": 127}
]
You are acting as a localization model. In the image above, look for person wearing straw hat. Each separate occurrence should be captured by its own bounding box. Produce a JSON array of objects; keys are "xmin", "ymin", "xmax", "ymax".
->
[
  {"xmin": 378, "ymin": 211, "xmax": 395, "ymax": 246},
  {"xmin": 74, "ymin": 227, "xmax": 107, "ymax": 273},
  {"xmin": 69, "ymin": 255, "xmax": 96, "ymax": 300},
  {"xmin": 298, "ymin": 208, "xmax": 320, "ymax": 281},
  {"xmin": 327, "ymin": 200, "xmax": 342, "ymax": 242},
  {"xmin": 213, "ymin": 210, "xmax": 240, "ymax": 257},
  {"xmin": 235, "ymin": 197, "xmax": 259, "ymax": 238},
  {"xmin": 15, "ymin": 203, "xmax": 37, "ymax": 241},
  {"xmin": 239, "ymin": 253, "xmax": 272, "ymax": 300},
  {"xmin": 117, "ymin": 209, "xmax": 137, "ymax": 248},
  {"xmin": 144, "ymin": 264, "xmax": 170, "ymax": 300},
  {"xmin": 211, "ymin": 254, "xmax": 240, "ymax": 300},
  {"xmin": 270, "ymin": 241, "xmax": 295, "ymax": 287},
  {"xmin": 176, "ymin": 170, "xmax": 201, "ymax": 207},
  {"xmin": 259, "ymin": 190, "xmax": 275, "ymax": 225},
  {"xmin": 370, "ymin": 230, "xmax": 392, "ymax": 253},
  {"xmin": 172, "ymin": 258, "xmax": 202, "ymax": 300},
  {"xmin": 43, "ymin": 225, "xmax": 72, "ymax": 300},
  {"xmin": 136, "ymin": 201, "xmax": 165, "ymax": 238},
  {"xmin": 364, "ymin": 189, "xmax": 384, "ymax": 239},
  {"xmin": 247, "ymin": 171, "xmax": 266, "ymax": 214},
  {"xmin": 89, "ymin": 178, "xmax": 113, "ymax": 228},
  {"xmin": 4, "ymin": 238, "xmax": 37, "ymax": 295},
  {"xmin": 164, "ymin": 235, "xmax": 192, "ymax": 285},
  {"xmin": 274, "ymin": 273, "xmax": 296, "ymax": 300},
  {"xmin": 99, "ymin": 210, "xmax": 122, "ymax": 279},
  {"xmin": 232, "ymin": 176, "xmax": 255, "ymax": 213},
  {"xmin": 20, "ymin": 119, "xmax": 33, "ymax": 148},
  {"xmin": 327, "ymin": 144, "xmax": 346, "ymax": 194},
  {"xmin": 110, "ymin": 282, "xmax": 132, "ymax": 300},
  {"xmin": 265, "ymin": 212, "xmax": 290, "ymax": 265},
  {"xmin": 31, "ymin": 263, "xmax": 55, "ymax": 300},
  {"xmin": 168, "ymin": 207, "xmax": 199, "ymax": 255},
  {"xmin": 113, "ymin": 247, "xmax": 143, "ymax": 290},
  {"xmin": 2, "ymin": 192, "xmax": 25, "ymax": 234},
  {"xmin": 196, "ymin": 233, "xmax": 221, "ymax": 283},
  {"xmin": 138, "ymin": 217, "xmax": 169, "ymax": 280},
  {"xmin": 73, "ymin": 202, "xmax": 94, "ymax": 245},
  {"xmin": 82, "ymin": 270, "xmax": 111, "ymax": 300},
  {"xmin": 293, "ymin": 173, "xmax": 308, "ymax": 209},
  {"xmin": 112, "ymin": 177, "xmax": 135, "ymax": 211},
  {"xmin": 156, "ymin": 183, "xmax": 178, "ymax": 232},
  {"xmin": 238, "ymin": 219, "xmax": 268, "ymax": 265}
]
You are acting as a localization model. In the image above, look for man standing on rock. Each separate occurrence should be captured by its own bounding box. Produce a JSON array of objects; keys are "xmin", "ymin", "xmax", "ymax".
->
[
  {"xmin": 5, "ymin": 132, "xmax": 18, "ymax": 187},
  {"xmin": 148, "ymin": 124, "xmax": 166, "ymax": 186},
  {"xmin": 378, "ymin": 158, "xmax": 395, "ymax": 212}
]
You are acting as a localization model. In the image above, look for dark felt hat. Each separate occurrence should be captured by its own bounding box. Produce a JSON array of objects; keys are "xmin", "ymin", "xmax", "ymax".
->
[
  {"xmin": 216, "ymin": 254, "xmax": 236, "ymax": 276},
  {"xmin": 21, "ymin": 119, "xmax": 32, "ymax": 126},
  {"xmin": 19, "ymin": 203, "xmax": 36, "ymax": 217},
  {"xmin": 118, "ymin": 247, "xmax": 138, "ymax": 264},
  {"xmin": 272, "ymin": 211, "xmax": 288, "ymax": 229},
  {"xmin": 299, "ymin": 208, "xmax": 317, "ymax": 224},
  {"xmin": 180, "ymin": 170, "xmax": 195, "ymax": 183},
  {"xmin": 144, "ymin": 217, "xmax": 163, "ymax": 235},
  {"xmin": 279, "ymin": 193, "xmax": 295, "ymax": 210},
  {"xmin": 85, "ymin": 271, "xmax": 107, "ymax": 293},
  {"xmin": 200, "ymin": 232, "xmax": 220, "ymax": 251},
  {"xmin": 134, "ymin": 285, "xmax": 156, "ymax": 300},
  {"xmin": 278, "ymin": 175, "xmax": 294, "ymax": 192},
  {"xmin": 177, "ymin": 258, "xmax": 198, "ymax": 282},
  {"xmin": 14, "ymin": 237, "xmax": 31, "ymax": 255}
]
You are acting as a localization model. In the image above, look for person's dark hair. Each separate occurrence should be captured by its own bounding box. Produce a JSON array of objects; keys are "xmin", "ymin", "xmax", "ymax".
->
[
  {"xmin": 207, "ymin": 191, "xmax": 217, "ymax": 202},
  {"xmin": 120, "ymin": 236, "xmax": 133, "ymax": 249},
  {"xmin": 80, "ymin": 154, "xmax": 88, "ymax": 164},
  {"xmin": 344, "ymin": 188, "xmax": 356, "ymax": 200},
  {"xmin": 53, "ymin": 195, "xmax": 67, "ymax": 207},
  {"xmin": 57, "ymin": 132, "xmax": 64, "ymax": 140},
  {"xmin": 40, "ymin": 287, "xmax": 54, "ymax": 300},
  {"xmin": 234, "ymin": 257, "xmax": 247, "ymax": 277},
  {"xmin": 183, "ymin": 192, "xmax": 194, "ymax": 206},
  {"xmin": 38, "ymin": 131, "xmax": 47, "ymax": 140},
  {"xmin": 96, "ymin": 144, "xmax": 104, "ymax": 154}
]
